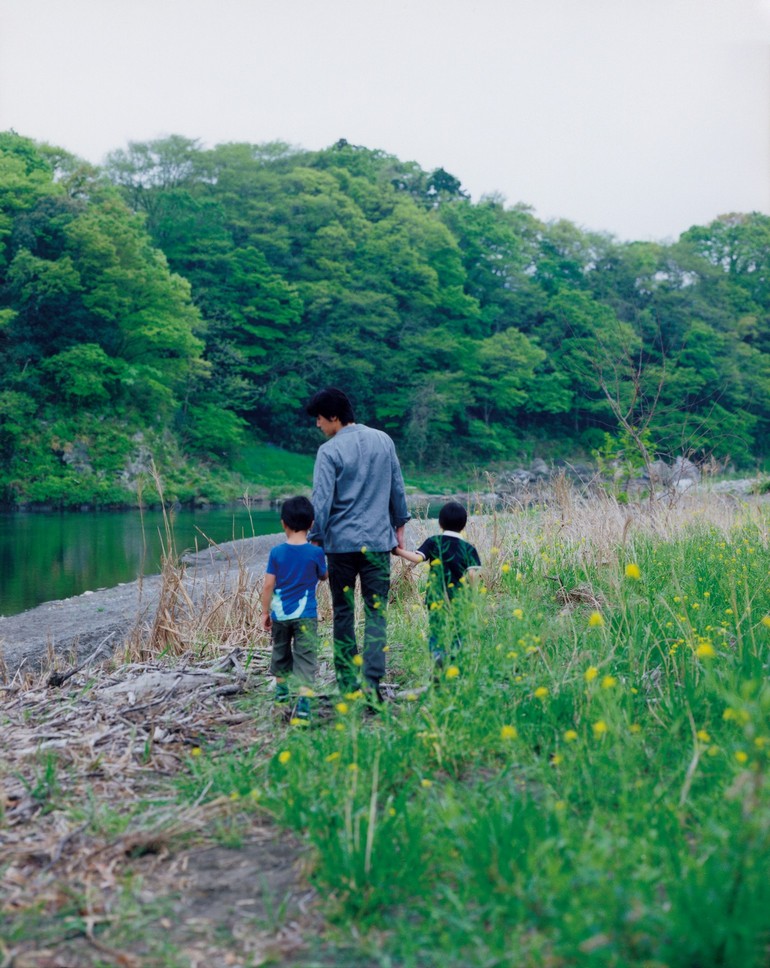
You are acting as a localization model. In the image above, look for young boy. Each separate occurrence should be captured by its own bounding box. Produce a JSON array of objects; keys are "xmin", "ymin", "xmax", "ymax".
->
[
  {"xmin": 261, "ymin": 496, "xmax": 328, "ymax": 719},
  {"xmin": 393, "ymin": 501, "xmax": 481, "ymax": 672}
]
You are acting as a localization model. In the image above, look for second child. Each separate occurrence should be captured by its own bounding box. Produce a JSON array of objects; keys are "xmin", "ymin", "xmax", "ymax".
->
[
  {"xmin": 393, "ymin": 501, "xmax": 481, "ymax": 673},
  {"xmin": 261, "ymin": 496, "xmax": 328, "ymax": 719}
]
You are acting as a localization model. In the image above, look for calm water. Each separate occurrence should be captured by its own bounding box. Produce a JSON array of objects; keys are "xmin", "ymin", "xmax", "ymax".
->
[{"xmin": 0, "ymin": 507, "xmax": 282, "ymax": 617}]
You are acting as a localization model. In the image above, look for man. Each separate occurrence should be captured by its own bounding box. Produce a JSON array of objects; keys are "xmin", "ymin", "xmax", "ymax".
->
[{"xmin": 306, "ymin": 387, "xmax": 410, "ymax": 699}]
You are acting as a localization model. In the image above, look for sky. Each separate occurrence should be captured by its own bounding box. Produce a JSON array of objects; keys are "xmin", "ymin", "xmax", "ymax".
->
[{"xmin": 1, "ymin": 0, "xmax": 769, "ymax": 242}]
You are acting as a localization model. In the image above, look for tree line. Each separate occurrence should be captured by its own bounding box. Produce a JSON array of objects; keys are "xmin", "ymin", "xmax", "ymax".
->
[{"xmin": 1, "ymin": 131, "xmax": 768, "ymax": 506}]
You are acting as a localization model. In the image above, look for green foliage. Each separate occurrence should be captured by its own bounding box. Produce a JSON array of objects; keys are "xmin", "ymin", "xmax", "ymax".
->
[{"xmin": 4, "ymin": 129, "xmax": 770, "ymax": 506}]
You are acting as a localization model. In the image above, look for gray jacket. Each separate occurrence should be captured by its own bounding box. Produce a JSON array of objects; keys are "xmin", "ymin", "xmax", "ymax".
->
[{"xmin": 309, "ymin": 424, "xmax": 410, "ymax": 553}]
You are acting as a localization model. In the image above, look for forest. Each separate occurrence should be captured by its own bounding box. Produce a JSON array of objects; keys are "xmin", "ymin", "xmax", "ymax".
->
[{"xmin": 1, "ymin": 130, "xmax": 769, "ymax": 508}]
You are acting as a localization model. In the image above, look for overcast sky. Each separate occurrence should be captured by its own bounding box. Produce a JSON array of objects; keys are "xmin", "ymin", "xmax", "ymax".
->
[{"xmin": 1, "ymin": 0, "xmax": 768, "ymax": 242}]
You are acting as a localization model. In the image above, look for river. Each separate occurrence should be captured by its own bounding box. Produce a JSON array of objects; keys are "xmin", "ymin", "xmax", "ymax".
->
[{"xmin": 0, "ymin": 506, "xmax": 282, "ymax": 617}]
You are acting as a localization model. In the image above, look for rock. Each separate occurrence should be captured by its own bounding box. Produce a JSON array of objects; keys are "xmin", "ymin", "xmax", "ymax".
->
[
  {"xmin": 646, "ymin": 460, "xmax": 672, "ymax": 485},
  {"xmin": 672, "ymin": 456, "xmax": 701, "ymax": 483}
]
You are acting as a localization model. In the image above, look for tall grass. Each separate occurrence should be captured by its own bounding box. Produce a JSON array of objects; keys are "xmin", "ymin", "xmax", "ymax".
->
[{"xmin": 176, "ymin": 492, "xmax": 770, "ymax": 966}]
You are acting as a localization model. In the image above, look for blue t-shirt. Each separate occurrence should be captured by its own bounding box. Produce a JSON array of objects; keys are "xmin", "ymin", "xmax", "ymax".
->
[{"xmin": 266, "ymin": 542, "xmax": 327, "ymax": 621}]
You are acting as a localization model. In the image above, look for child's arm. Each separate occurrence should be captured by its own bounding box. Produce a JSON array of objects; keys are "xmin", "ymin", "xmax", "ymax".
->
[
  {"xmin": 392, "ymin": 547, "xmax": 425, "ymax": 566},
  {"xmin": 464, "ymin": 566, "xmax": 483, "ymax": 585},
  {"xmin": 260, "ymin": 573, "xmax": 276, "ymax": 631}
]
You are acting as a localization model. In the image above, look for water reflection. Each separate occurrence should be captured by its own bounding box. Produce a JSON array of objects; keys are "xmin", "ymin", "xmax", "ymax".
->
[{"xmin": 0, "ymin": 507, "xmax": 282, "ymax": 617}]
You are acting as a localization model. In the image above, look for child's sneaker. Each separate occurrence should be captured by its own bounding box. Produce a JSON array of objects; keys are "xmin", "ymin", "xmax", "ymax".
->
[
  {"xmin": 295, "ymin": 695, "xmax": 311, "ymax": 720},
  {"xmin": 275, "ymin": 682, "xmax": 290, "ymax": 704}
]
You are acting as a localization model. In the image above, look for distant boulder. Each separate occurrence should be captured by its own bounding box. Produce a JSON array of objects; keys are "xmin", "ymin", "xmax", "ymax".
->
[{"xmin": 671, "ymin": 456, "xmax": 701, "ymax": 484}]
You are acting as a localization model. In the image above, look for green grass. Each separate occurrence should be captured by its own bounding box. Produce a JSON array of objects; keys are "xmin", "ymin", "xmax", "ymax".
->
[
  {"xmin": 232, "ymin": 440, "xmax": 317, "ymax": 492},
  {"xmin": 176, "ymin": 507, "xmax": 770, "ymax": 967}
]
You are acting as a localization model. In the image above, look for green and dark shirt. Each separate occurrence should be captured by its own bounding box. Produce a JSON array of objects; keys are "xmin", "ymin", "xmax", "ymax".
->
[{"xmin": 416, "ymin": 532, "xmax": 481, "ymax": 606}]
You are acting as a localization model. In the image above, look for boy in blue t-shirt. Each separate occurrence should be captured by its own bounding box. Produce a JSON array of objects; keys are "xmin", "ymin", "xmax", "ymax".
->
[
  {"xmin": 261, "ymin": 496, "xmax": 327, "ymax": 717},
  {"xmin": 393, "ymin": 501, "xmax": 481, "ymax": 673}
]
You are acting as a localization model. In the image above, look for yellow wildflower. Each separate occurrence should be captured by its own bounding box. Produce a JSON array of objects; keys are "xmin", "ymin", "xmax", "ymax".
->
[
  {"xmin": 624, "ymin": 563, "xmax": 641, "ymax": 580},
  {"xmin": 500, "ymin": 724, "xmax": 518, "ymax": 740},
  {"xmin": 735, "ymin": 750, "xmax": 749, "ymax": 764},
  {"xmin": 534, "ymin": 686, "xmax": 549, "ymax": 700},
  {"xmin": 352, "ymin": 655, "xmax": 363, "ymax": 667},
  {"xmin": 564, "ymin": 729, "xmax": 578, "ymax": 742},
  {"xmin": 278, "ymin": 750, "xmax": 291, "ymax": 765},
  {"xmin": 697, "ymin": 730, "xmax": 711, "ymax": 742},
  {"xmin": 229, "ymin": 791, "xmax": 240, "ymax": 801},
  {"xmin": 592, "ymin": 720, "xmax": 608, "ymax": 738},
  {"xmin": 502, "ymin": 563, "xmax": 511, "ymax": 574},
  {"xmin": 335, "ymin": 702, "xmax": 350, "ymax": 715},
  {"xmin": 513, "ymin": 608, "xmax": 524, "ymax": 620},
  {"xmin": 298, "ymin": 686, "xmax": 315, "ymax": 697},
  {"xmin": 601, "ymin": 675, "xmax": 617, "ymax": 689},
  {"xmin": 551, "ymin": 754, "xmax": 563, "ymax": 766},
  {"xmin": 421, "ymin": 778, "xmax": 433, "ymax": 788},
  {"xmin": 190, "ymin": 747, "xmax": 202, "ymax": 757},
  {"xmin": 695, "ymin": 642, "xmax": 715, "ymax": 659},
  {"xmin": 446, "ymin": 665, "xmax": 460, "ymax": 679},
  {"xmin": 584, "ymin": 666, "xmax": 599, "ymax": 682},
  {"xmin": 588, "ymin": 611, "xmax": 605, "ymax": 628},
  {"xmin": 348, "ymin": 763, "xmax": 359, "ymax": 772},
  {"xmin": 325, "ymin": 751, "xmax": 341, "ymax": 762},
  {"xmin": 629, "ymin": 724, "xmax": 642, "ymax": 734},
  {"xmin": 762, "ymin": 616, "xmax": 770, "ymax": 628}
]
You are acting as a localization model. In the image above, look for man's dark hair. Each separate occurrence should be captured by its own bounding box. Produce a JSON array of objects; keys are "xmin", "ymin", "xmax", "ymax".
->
[
  {"xmin": 281, "ymin": 495, "xmax": 314, "ymax": 532},
  {"xmin": 305, "ymin": 387, "xmax": 355, "ymax": 425},
  {"xmin": 438, "ymin": 501, "xmax": 468, "ymax": 532}
]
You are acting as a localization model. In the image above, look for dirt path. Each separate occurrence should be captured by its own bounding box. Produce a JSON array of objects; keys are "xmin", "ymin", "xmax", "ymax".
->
[{"xmin": 0, "ymin": 533, "xmax": 284, "ymax": 680}]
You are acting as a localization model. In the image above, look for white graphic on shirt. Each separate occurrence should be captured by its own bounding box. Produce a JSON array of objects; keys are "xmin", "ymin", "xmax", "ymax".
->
[{"xmin": 272, "ymin": 588, "xmax": 308, "ymax": 620}]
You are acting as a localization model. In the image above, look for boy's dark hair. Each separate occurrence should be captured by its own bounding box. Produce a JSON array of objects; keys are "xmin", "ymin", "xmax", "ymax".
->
[
  {"xmin": 438, "ymin": 501, "xmax": 468, "ymax": 532},
  {"xmin": 281, "ymin": 495, "xmax": 314, "ymax": 532},
  {"xmin": 305, "ymin": 387, "xmax": 355, "ymax": 425}
]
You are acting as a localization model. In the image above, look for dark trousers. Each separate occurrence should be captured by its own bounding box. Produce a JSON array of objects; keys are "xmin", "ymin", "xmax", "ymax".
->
[
  {"xmin": 428, "ymin": 604, "xmax": 462, "ymax": 668},
  {"xmin": 327, "ymin": 551, "xmax": 390, "ymax": 691}
]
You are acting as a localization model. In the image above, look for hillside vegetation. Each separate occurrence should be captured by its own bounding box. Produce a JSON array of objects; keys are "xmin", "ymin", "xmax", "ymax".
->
[{"xmin": 2, "ymin": 132, "xmax": 769, "ymax": 507}]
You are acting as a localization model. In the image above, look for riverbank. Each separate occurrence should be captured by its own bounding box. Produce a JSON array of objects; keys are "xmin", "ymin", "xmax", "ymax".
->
[{"xmin": 0, "ymin": 532, "xmax": 286, "ymax": 679}]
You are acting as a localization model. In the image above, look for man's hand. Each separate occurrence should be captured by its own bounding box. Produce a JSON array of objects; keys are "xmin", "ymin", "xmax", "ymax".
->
[
  {"xmin": 395, "ymin": 525, "xmax": 406, "ymax": 550},
  {"xmin": 260, "ymin": 613, "xmax": 272, "ymax": 632}
]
